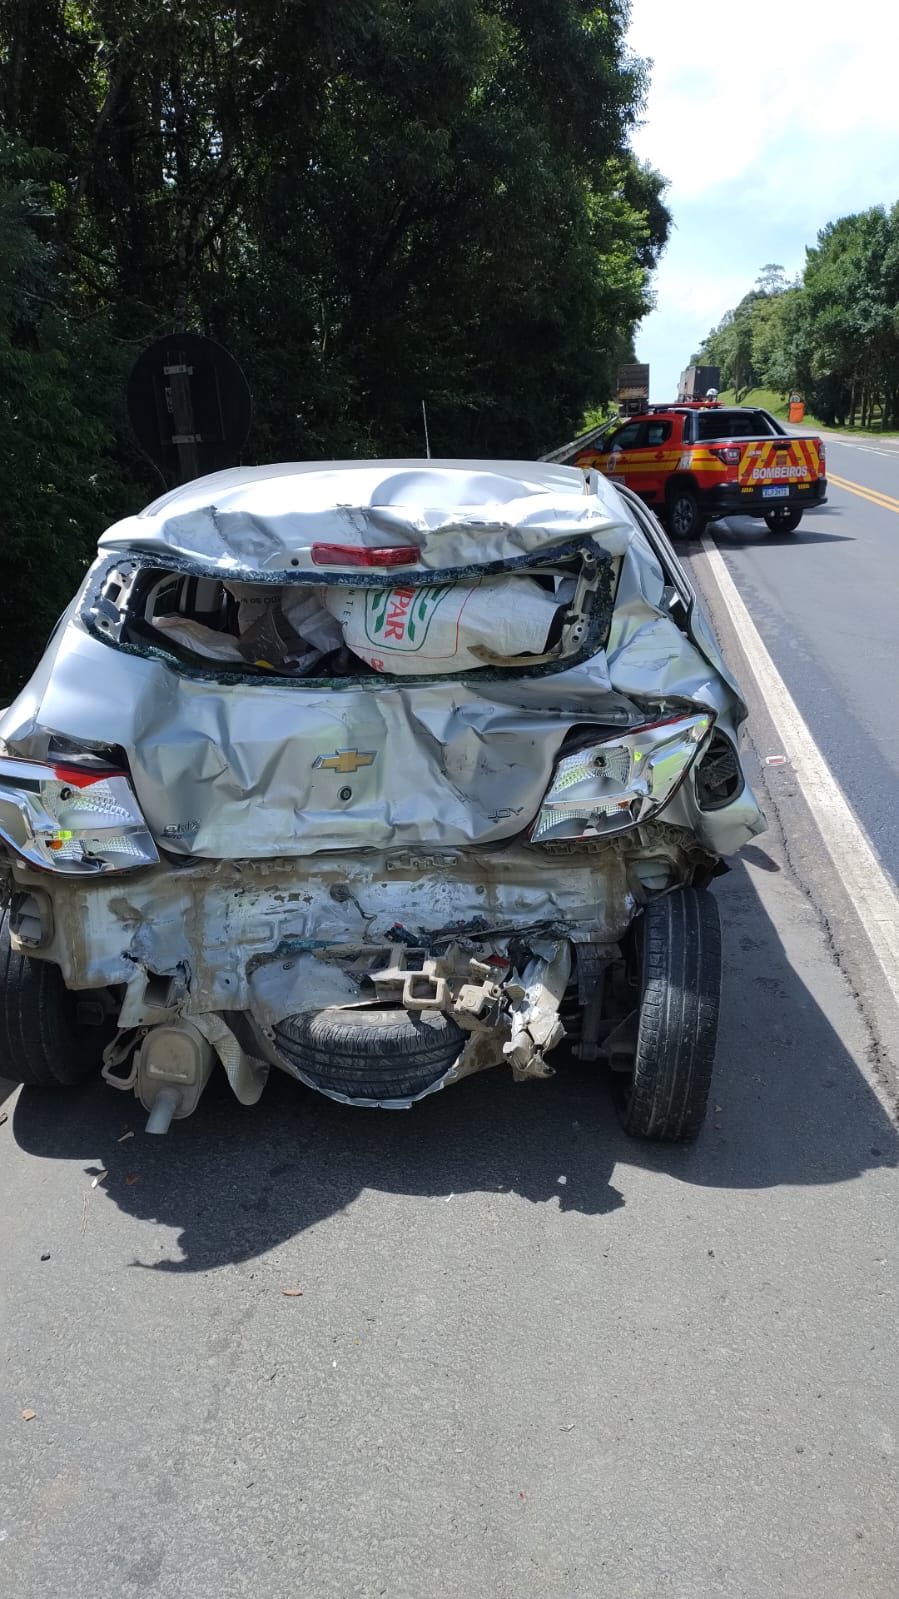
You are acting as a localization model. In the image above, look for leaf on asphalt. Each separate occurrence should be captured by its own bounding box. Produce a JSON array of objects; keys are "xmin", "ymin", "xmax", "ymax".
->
[
  {"xmin": 281, "ymin": 1288, "xmax": 303, "ymax": 1297},
  {"xmin": 91, "ymin": 1170, "xmax": 108, "ymax": 1189},
  {"xmin": 22, "ymin": 1409, "xmax": 36, "ymax": 1421},
  {"xmin": 117, "ymin": 1131, "xmax": 134, "ymax": 1142},
  {"xmin": 0, "ymin": 1111, "xmax": 8, "ymax": 1126},
  {"xmin": 125, "ymin": 1174, "xmax": 139, "ymax": 1185}
]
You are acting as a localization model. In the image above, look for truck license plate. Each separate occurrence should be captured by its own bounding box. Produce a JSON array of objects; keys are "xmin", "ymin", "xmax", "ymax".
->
[{"xmin": 762, "ymin": 485, "xmax": 790, "ymax": 499}]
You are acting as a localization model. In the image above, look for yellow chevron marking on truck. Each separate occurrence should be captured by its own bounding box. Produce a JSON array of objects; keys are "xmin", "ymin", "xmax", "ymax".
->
[{"xmin": 737, "ymin": 438, "xmax": 816, "ymax": 486}]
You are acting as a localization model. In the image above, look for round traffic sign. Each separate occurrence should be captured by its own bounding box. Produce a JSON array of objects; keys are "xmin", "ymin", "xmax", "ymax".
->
[{"xmin": 127, "ymin": 332, "xmax": 252, "ymax": 484}]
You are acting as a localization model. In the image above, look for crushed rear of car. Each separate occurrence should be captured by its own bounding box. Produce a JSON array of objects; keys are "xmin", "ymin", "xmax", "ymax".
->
[{"xmin": 0, "ymin": 461, "xmax": 764, "ymax": 1140}]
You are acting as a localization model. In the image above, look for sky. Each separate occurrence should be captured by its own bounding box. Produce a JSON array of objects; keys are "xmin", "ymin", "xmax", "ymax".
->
[{"xmin": 626, "ymin": 0, "xmax": 899, "ymax": 398}]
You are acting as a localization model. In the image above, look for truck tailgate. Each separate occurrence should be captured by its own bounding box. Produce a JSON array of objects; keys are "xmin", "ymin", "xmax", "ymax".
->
[{"xmin": 734, "ymin": 435, "xmax": 823, "ymax": 487}]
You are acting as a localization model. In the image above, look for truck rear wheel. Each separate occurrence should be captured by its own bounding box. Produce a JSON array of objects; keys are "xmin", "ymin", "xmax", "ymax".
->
[
  {"xmin": 666, "ymin": 485, "xmax": 706, "ymax": 541},
  {"xmin": 764, "ymin": 507, "xmax": 802, "ymax": 533}
]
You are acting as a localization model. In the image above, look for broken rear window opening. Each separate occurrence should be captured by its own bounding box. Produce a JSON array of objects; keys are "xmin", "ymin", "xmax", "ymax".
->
[{"xmin": 81, "ymin": 541, "xmax": 617, "ymax": 688}]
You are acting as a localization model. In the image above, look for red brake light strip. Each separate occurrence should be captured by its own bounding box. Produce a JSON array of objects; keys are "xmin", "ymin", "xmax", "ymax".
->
[{"xmin": 310, "ymin": 544, "xmax": 418, "ymax": 568}]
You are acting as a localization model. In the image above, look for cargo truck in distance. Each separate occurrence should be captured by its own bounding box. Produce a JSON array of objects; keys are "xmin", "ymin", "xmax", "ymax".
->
[
  {"xmin": 679, "ymin": 365, "xmax": 720, "ymax": 402},
  {"xmin": 617, "ymin": 364, "xmax": 650, "ymax": 416}
]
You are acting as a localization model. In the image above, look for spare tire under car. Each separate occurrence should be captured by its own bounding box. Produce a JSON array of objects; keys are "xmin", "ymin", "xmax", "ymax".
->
[{"xmin": 273, "ymin": 1005, "xmax": 467, "ymax": 1104}]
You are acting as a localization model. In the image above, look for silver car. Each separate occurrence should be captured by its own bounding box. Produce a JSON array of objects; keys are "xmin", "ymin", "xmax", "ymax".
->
[{"xmin": 0, "ymin": 461, "xmax": 764, "ymax": 1139}]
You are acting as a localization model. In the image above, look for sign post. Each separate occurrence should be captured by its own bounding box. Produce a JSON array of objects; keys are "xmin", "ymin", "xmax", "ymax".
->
[{"xmin": 127, "ymin": 332, "xmax": 253, "ymax": 487}]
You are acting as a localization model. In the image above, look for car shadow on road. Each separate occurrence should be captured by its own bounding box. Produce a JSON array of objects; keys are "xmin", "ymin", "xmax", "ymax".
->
[
  {"xmin": 707, "ymin": 513, "xmax": 853, "ymax": 548},
  {"xmin": 9, "ymin": 859, "xmax": 897, "ymax": 1272}
]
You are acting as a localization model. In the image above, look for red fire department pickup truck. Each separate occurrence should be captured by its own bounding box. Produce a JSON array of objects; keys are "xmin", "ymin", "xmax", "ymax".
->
[{"xmin": 572, "ymin": 403, "xmax": 827, "ymax": 539}]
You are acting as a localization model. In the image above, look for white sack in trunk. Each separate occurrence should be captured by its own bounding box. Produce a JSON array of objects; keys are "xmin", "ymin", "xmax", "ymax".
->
[{"xmin": 321, "ymin": 575, "xmax": 567, "ymax": 674}]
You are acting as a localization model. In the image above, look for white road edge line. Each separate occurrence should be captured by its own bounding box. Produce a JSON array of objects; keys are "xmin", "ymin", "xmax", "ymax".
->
[{"xmin": 698, "ymin": 535, "xmax": 899, "ymax": 1014}]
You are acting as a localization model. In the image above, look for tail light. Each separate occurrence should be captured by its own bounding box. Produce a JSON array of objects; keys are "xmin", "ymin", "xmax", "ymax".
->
[
  {"xmin": 310, "ymin": 544, "xmax": 418, "ymax": 568},
  {"xmin": 0, "ymin": 757, "xmax": 159, "ymax": 875},
  {"xmin": 818, "ymin": 442, "xmax": 826, "ymax": 467},
  {"xmin": 710, "ymin": 447, "xmax": 741, "ymax": 465},
  {"xmin": 531, "ymin": 713, "xmax": 712, "ymax": 844}
]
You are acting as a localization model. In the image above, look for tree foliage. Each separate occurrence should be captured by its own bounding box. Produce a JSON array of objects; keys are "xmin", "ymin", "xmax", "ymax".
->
[
  {"xmin": 695, "ymin": 203, "xmax": 899, "ymax": 427},
  {"xmin": 0, "ymin": 135, "xmax": 120, "ymax": 676},
  {"xmin": 0, "ymin": 1, "xmax": 668, "ymax": 694}
]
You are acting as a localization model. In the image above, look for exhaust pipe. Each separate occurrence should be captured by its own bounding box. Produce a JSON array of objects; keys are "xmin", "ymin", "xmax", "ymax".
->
[
  {"xmin": 137, "ymin": 1022, "xmax": 214, "ymax": 1134},
  {"xmin": 145, "ymin": 1086, "xmax": 181, "ymax": 1136}
]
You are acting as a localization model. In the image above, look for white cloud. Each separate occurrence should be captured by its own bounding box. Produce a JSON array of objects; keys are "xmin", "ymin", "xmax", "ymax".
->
[
  {"xmin": 650, "ymin": 261, "xmax": 758, "ymax": 324},
  {"xmin": 626, "ymin": 0, "xmax": 899, "ymax": 393}
]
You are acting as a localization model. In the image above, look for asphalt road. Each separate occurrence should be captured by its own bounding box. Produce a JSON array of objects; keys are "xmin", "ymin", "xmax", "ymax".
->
[
  {"xmin": 693, "ymin": 433, "xmax": 899, "ymax": 890},
  {"xmin": 3, "ymin": 442, "xmax": 899, "ymax": 1599}
]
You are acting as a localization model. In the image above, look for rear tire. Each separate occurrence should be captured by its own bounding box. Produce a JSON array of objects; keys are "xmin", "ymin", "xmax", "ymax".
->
[
  {"xmin": 618, "ymin": 888, "xmax": 721, "ymax": 1143},
  {"xmin": 0, "ymin": 910, "xmax": 105, "ymax": 1088},
  {"xmin": 764, "ymin": 507, "xmax": 802, "ymax": 533},
  {"xmin": 666, "ymin": 485, "xmax": 706, "ymax": 541}
]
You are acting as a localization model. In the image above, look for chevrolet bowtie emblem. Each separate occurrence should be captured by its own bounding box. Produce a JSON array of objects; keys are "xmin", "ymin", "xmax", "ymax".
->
[{"xmin": 313, "ymin": 748, "xmax": 376, "ymax": 775}]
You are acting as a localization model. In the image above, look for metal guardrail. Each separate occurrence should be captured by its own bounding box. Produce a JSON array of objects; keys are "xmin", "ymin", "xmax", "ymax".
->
[{"xmin": 539, "ymin": 420, "xmax": 615, "ymax": 465}]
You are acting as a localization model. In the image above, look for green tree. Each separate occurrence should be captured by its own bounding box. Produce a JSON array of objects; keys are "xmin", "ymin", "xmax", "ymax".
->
[
  {"xmin": 0, "ymin": 135, "xmax": 124, "ymax": 684},
  {"xmin": 798, "ymin": 207, "xmax": 899, "ymax": 426},
  {"xmin": 0, "ymin": 0, "xmax": 670, "ymax": 693},
  {"xmin": 697, "ymin": 289, "xmax": 763, "ymax": 400},
  {"xmin": 755, "ymin": 263, "xmax": 788, "ymax": 296},
  {"xmin": 694, "ymin": 215, "xmax": 899, "ymax": 429}
]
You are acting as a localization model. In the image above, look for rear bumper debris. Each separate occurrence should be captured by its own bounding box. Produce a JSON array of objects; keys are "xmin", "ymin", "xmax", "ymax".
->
[{"xmin": 5, "ymin": 824, "xmax": 715, "ymax": 1108}]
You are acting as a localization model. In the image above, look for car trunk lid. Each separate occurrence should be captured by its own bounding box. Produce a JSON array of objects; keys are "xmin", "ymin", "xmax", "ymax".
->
[{"xmin": 62, "ymin": 462, "xmax": 644, "ymax": 857}]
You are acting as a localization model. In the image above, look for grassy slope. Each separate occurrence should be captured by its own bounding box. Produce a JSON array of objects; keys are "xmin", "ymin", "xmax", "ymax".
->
[{"xmin": 718, "ymin": 387, "xmax": 899, "ymax": 437}]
